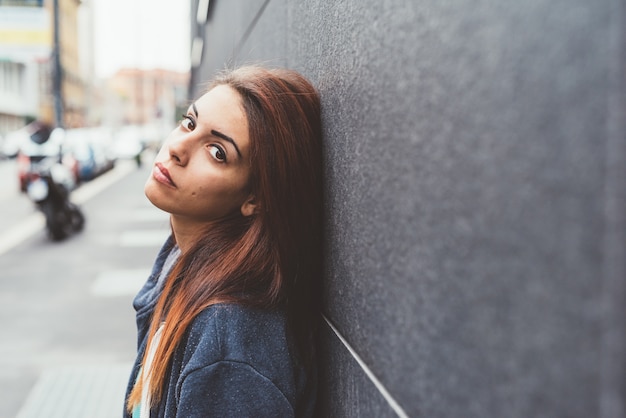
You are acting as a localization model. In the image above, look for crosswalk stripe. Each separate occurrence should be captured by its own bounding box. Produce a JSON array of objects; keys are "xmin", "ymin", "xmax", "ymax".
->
[
  {"xmin": 0, "ymin": 214, "xmax": 45, "ymax": 257},
  {"xmin": 91, "ymin": 269, "xmax": 151, "ymax": 297},
  {"xmin": 16, "ymin": 364, "xmax": 132, "ymax": 418},
  {"xmin": 119, "ymin": 229, "xmax": 169, "ymax": 247}
]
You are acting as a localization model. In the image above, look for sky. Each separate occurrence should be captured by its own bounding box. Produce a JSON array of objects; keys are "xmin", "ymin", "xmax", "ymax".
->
[{"xmin": 91, "ymin": 0, "xmax": 190, "ymax": 78}]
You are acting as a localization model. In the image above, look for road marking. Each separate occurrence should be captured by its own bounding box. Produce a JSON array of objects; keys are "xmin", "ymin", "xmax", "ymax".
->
[
  {"xmin": 129, "ymin": 207, "xmax": 170, "ymax": 222},
  {"xmin": 0, "ymin": 162, "xmax": 135, "ymax": 257},
  {"xmin": 71, "ymin": 161, "xmax": 135, "ymax": 204},
  {"xmin": 16, "ymin": 363, "xmax": 132, "ymax": 418},
  {"xmin": 91, "ymin": 268, "xmax": 150, "ymax": 297},
  {"xmin": 0, "ymin": 214, "xmax": 45, "ymax": 256},
  {"xmin": 119, "ymin": 229, "xmax": 169, "ymax": 247}
]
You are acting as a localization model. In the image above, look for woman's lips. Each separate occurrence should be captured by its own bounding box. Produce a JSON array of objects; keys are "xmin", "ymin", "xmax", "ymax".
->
[{"xmin": 153, "ymin": 163, "xmax": 176, "ymax": 187}]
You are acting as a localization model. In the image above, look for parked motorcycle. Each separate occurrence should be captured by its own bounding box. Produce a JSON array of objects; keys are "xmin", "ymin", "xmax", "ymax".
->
[
  {"xmin": 20, "ymin": 122, "xmax": 85, "ymax": 241},
  {"xmin": 25, "ymin": 156, "xmax": 85, "ymax": 241}
]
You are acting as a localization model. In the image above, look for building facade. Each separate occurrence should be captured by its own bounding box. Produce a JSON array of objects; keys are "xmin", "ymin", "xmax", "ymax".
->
[
  {"xmin": 54, "ymin": 0, "xmax": 84, "ymax": 128},
  {"xmin": 0, "ymin": 0, "xmax": 86, "ymax": 135},
  {"xmin": 0, "ymin": 3, "xmax": 49, "ymax": 134},
  {"xmin": 104, "ymin": 68, "xmax": 189, "ymax": 139}
]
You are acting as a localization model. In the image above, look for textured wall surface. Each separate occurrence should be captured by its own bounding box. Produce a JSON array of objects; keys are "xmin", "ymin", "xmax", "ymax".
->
[{"xmin": 190, "ymin": 1, "xmax": 626, "ymax": 416}]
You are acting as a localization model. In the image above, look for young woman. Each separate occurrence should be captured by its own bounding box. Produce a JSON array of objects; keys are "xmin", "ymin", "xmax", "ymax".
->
[{"xmin": 124, "ymin": 66, "xmax": 323, "ymax": 417}]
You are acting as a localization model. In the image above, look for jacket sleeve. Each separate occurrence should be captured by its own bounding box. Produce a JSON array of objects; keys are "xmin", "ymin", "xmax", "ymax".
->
[{"xmin": 176, "ymin": 360, "xmax": 295, "ymax": 418}]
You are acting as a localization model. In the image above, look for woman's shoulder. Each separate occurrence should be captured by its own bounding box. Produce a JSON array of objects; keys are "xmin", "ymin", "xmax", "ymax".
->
[
  {"xmin": 183, "ymin": 303, "xmax": 293, "ymax": 366},
  {"xmin": 176, "ymin": 304, "xmax": 302, "ymax": 401},
  {"xmin": 172, "ymin": 304, "xmax": 312, "ymax": 416},
  {"xmin": 191, "ymin": 303, "xmax": 288, "ymax": 338},
  {"xmin": 198, "ymin": 302, "xmax": 286, "ymax": 324}
]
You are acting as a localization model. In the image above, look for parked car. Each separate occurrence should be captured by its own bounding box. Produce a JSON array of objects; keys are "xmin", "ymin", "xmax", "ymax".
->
[
  {"xmin": 68, "ymin": 140, "xmax": 98, "ymax": 181},
  {"xmin": 63, "ymin": 128, "xmax": 115, "ymax": 182},
  {"xmin": 112, "ymin": 125, "xmax": 146, "ymax": 167}
]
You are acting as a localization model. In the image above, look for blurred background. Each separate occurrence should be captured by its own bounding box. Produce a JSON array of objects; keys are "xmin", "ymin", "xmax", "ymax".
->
[
  {"xmin": 0, "ymin": 0, "xmax": 191, "ymax": 161},
  {"xmin": 0, "ymin": 0, "xmax": 190, "ymax": 416}
]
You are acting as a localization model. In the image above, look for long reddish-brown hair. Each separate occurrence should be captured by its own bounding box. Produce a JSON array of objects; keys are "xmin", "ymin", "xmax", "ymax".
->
[{"xmin": 127, "ymin": 65, "xmax": 323, "ymax": 410}]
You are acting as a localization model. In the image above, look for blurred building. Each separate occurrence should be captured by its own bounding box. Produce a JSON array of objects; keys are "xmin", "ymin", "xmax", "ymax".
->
[
  {"xmin": 53, "ymin": 0, "xmax": 85, "ymax": 128},
  {"xmin": 0, "ymin": 0, "xmax": 87, "ymax": 135},
  {"xmin": 104, "ymin": 68, "xmax": 189, "ymax": 135}
]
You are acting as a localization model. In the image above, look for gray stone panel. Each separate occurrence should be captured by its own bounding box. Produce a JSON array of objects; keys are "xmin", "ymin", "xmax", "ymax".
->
[
  {"xmin": 316, "ymin": 321, "xmax": 397, "ymax": 418},
  {"xmin": 193, "ymin": 0, "xmax": 626, "ymax": 416},
  {"xmin": 239, "ymin": 0, "xmax": 288, "ymax": 66},
  {"xmin": 191, "ymin": 0, "xmax": 270, "ymax": 95}
]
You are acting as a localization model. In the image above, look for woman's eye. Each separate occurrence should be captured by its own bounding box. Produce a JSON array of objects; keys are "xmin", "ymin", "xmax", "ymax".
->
[
  {"xmin": 209, "ymin": 145, "xmax": 226, "ymax": 162},
  {"xmin": 181, "ymin": 115, "xmax": 195, "ymax": 130}
]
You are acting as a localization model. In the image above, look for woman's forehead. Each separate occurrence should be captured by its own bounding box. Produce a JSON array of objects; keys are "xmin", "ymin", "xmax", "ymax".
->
[
  {"xmin": 195, "ymin": 85, "xmax": 242, "ymax": 113},
  {"xmin": 194, "ymin": 85, "xmax": 249, "ymax": 146}
]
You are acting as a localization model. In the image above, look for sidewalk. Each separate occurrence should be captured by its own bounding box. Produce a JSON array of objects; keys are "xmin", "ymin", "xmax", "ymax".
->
[
  {"xmin": 0, "ymin": 159, "xmax": 170, "ymax": 417},
  {"xmin": 16, "ymin": 364, "xmax": 131, "ymax": 418}
]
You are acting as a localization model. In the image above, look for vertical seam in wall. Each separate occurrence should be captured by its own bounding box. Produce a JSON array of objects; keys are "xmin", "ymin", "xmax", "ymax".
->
[
  {"xmin": 285, "ymin": 0, "xmax": 291, "ymax": 67},
  {"xmin": 230, "ymin": 0, "xmax": 271, "ymax": 63},
  {"xmin": 322, "ymin": 314, "xmax": 409, "ymax": 418},
  {"xmin": 601, "ymin": 0, "xmax": 626, "ymax": 416}
]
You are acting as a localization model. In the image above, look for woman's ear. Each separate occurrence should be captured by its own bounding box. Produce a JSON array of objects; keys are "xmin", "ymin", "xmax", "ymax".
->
[{"xmin": 241, "ymin": 195, "xmax": 258, "ymax": 217}]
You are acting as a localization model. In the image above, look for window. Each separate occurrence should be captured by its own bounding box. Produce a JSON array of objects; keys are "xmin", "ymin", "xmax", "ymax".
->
[{"xmin": 0, "ymin": 0, "xmax": 43, "ymax": 6}]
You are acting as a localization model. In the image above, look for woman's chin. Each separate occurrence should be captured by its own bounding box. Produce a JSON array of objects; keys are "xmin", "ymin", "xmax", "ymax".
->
[{"xmin": 144, "ymin": 182, "xmax": 169, "ymax": 213}]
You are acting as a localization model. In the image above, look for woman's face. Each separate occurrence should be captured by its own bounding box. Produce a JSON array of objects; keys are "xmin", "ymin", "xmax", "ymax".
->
[{"xmin": 145, "ymin": 85, "xmax": 253, "ymax": 227}]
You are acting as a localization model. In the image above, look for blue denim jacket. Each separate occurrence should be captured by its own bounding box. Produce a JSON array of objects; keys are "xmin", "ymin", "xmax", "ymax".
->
[{"xmin": 124, "ymin": 236, "xmax": 316, "ymax": 417}]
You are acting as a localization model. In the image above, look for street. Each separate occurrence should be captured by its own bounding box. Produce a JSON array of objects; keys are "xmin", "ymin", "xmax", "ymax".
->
[{"xmin": 0, "ymin": 156, "xmax": 170, "ymax": 417}]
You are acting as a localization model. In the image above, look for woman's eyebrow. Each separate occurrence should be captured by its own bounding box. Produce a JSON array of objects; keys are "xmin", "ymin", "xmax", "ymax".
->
[
  {"xmin": 191, "ymin": 102, "xmax": 242, "ymax": 158},
  {"xmin": 211, "ymin": 129, "xmax": 242, "ymax": 158}
]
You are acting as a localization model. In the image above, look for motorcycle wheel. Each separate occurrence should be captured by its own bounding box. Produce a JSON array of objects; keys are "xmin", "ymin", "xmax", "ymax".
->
[
  {"xmin": 68, "ymin": 204, "xmax": 85, "ymax": 232},
  {"xmin": 43, "ymin": 202, "xmax": 69, "ymax": 241},
  {"xmin": 48, "ymin": 226, "xmax": 68, "ymax": 241}
]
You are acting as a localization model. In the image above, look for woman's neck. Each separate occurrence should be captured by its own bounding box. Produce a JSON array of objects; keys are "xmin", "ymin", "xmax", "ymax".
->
[{"xmin": 169, "ymin": 216, "xmax": 211, "ymax": 254}]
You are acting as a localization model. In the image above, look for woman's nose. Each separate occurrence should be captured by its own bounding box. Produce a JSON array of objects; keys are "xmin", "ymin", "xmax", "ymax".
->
[{"xmin": 167, "ymin": 133, "xmax": 191, "ymax": 165}]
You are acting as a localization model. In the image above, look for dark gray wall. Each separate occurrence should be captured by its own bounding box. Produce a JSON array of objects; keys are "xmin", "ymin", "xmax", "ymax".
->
[{"xmin": 190, "ymin": 1, "xmax": 626, "ymax": 416}]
